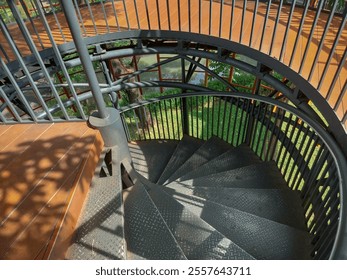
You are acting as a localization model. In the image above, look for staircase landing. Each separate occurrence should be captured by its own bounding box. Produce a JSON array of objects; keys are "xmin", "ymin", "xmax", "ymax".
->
[{"xmin": 0, "ymin": 122, "xmax": 103, "ymax": 259}]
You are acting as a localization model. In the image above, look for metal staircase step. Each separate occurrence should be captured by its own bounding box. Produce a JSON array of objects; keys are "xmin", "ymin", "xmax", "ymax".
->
[
  {"xmin": 66, "ymin": 149, "xmax": 126, "ymax": 260},
  {"xmin": 129, "ymin": 140, "xmax": 178, "ymax": 182},
  {"xmin": 123, "ymin": 183, "xmax": 186, "ymax": 260},
  {"xmin": 167, "ymin": 162, "xmax": 287, "ymax": 190},
  {"xmin": 138, "ymin": 175, "xmax": 255, "ymax": 260},
  {"xmin": 165, "ymin": 189, "xmax": 312, "ymax": 259},
  {"xmin": 177, "ymin": 144, "xmax": 262, "ymax": 181},
  {"xmin": 156, "ymin": 135, "xmax": 204, "ymax": 184},
  {"xmin": 164, "ymin": 136, "xmax": 233, "ymax": 184},
  {"xmin": 164, "ymin": 185, "xmax": 307, "ymax": 231}
]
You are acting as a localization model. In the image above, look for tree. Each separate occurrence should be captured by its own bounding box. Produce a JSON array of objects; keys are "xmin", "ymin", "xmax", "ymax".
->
[{"xmin": 110, "ymin": 57, "xmax": 152, "ymax": 128}]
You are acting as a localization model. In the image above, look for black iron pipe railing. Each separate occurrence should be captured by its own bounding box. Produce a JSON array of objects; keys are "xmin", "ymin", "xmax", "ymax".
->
[{"xmin": 119, "ymin": 91, "xmax": 347, "ymax": 260}]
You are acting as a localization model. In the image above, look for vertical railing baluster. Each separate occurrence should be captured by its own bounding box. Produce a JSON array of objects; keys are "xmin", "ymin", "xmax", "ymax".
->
[
  {"xmin": 208, "ymin": 0, "xmax": 212, "ymax": 35},
  {"xmin": 85, "ymin": 0, "xmax": 98, "ymax": 34},
  {"xmin": 148, "ymin": 104, "xmax": 156, "ymax": 139},
  {"xmin": 122, "ymin": 0, "xmax": 130, "ymax": 30},
  {"xmin": 190, "ymin": 96, "xmax": 194, "ymax": 137},
  {"xmin": 170, "ymin": 99, "xmax": 175, "ymax": 139},
  {"xmin": 199, "ymin": 0, "xmax": 202, "ymax": 34},
  {"xmin": 175, "ymin": 98, "xmax": 181, "ymax": 139},
  {"xmin": 156, "ymin": 0, "xmax": 161, "ymax": 30},
  {"xmin": 276, "ymin": 112, "xmax": 293, "ymax": 167},
  {"xmin": 110, "ymin": 0, "xmax": 121, "ymax": 31},
  {"xmin": 279, "ymin": 115, "xmax": 299, "ymax": 171},
  {"xmin": 283, "ymin": 119, "xmax": 305, "ymax": 182},
  {"xmin": 326, "ymin": 47, "xmax": 347, "ymax": 100},
  {"xmin": 201, "ymin": 96, "xmax": 205, "ymax": 140},
  {"xmin": 301, "ymin": 144, "xmax": 326, "ymax": 198},
  {"xmin": 177, "ymin": 0, "xmax": 181, "ymax": 31},
  {"xmin": 259, "ymin": 104, "xmax": 275, "ymax": 160},
  {"xmin": 226, "ymin": 97, "xmax": 234, "ymax": 144},
  {"xmin": 144, "ymin": 0, "xmax": 151, "ymax": 29},
  {"xmin": 99, "ymin": 0, "xmax": 110, "ymax": 33},
  {"xmin": 270, "ymin": 107, "xmax": 285, "ymax": 161},
  {"xmin": 240, "ymin": 0, "xmax": 247, "ymax": 44},
  {"xmin": 254, "ymin": 103, "xmax": 268, "ymax": 157},
  {"xmin": 259, "ymin": 0, "xmax": 272, "ymax": 52},
  {"xmin": 279, "ymin": 0, "xmax": 297, "ymax": 62},
  {"xmin": 0, "ymin": 87, "xmax": 22, "ymax": 122},
  {"xmin": 308, "ymin": 1, "xmax": 339, "ymax": 82},
  {"xmin": 293, "ymin": 136, "xmax": 320, "ymax": 191},
  {"xmin": 133, "ymin": 110, "xmax": 142, "ymax": 141},
  {"xmin": 159, "ymin": 101, "xmax": 166, "ymax": 139},
  {"xmin": 236, "ymin": 99, "xmax": 246, "ymax": 145},
  {"xmin": 221, "ymin": 97, "xmax": 228, "ymax": 141},
  {"xmin": 0, "ymin": 59, "xmax": 38, "ymax": 121},
  {"xmin": 232, "ymin": 97, "xmax": 241, "ymax": 146},
  {"xmin": 196, "ymin": 96, "xmax": 199, "ymax": 138},
  {"xmin": 73, "ymin": 0, "xmax": 87, "ymax": 37},
  {"xmin": 229, "ymin": 0, "xmax": 235, "ymax": 41},
  {"xmin": 36, "ymin": 1, "xmax": 87, "ymax": 119},
  {"xmin": 334, "ymin": 81, "xmax": 347, "ymax": 110},
  {"xmin": 298, "ymin": 0, "xmax": 325, "ymax": 74},
  {"xmin": 219, "ymin": 0, "xmax": 224, "ymax": 38},
  {"xmin": 269, "ymin": 0, "xmax": 283, "ymax": 56},
  {"xmin": 188, "ymin": 0, "xmax": 191, "ymax": 33},
  {"xmin": 163, "ymin": 100, "xmax": 172, "ymax": 139},
  {"xmin": 0, "ymin": 15, "xmax": 53, "ymax": 120},
  {"xmin": 207, "ymin": 95, "xmax": 211, "ymax": 138},
  {"xmin": 47, "ymin": 0, "xmax": 66, "ymax": 42},
  {"xmin": 318, "ymin": 11, "xmax": 347, "ymax": 91},
  {"xmin": 286, "ymin": 123, "xmax": 310, "ymax": 188},
  {"xmin": 154, "ymin": 102, "xmax": 162, "ymax": 139},
  {"xmin": 18, "ymin": 0, "xmax": 44, "ymax": 49},
  {"xmin": 289, "ymin": 0, "xmax": 310, "ymax": 67},
  {"xmin": 216, "ymin": 96, "xmax": 222, "ymax": 137}
]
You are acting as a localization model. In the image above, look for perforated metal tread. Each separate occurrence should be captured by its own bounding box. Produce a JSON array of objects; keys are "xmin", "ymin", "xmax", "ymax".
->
[
  {"xmin": 123, "ymin": 183, "xmax": 186, "ymax": 260},
  {"xmin": 167, "ymin": 161, "xmax": 287, "ymax": 190},
  {"xmin": 66, "ymin": 149, "xmax": 125, "ymax": 260},
  {"xmin": 166, "ymin": 190, "xmax": 312, "ymax": 260},
  {"xmin": 129, "ymin": 140, "xmax": 178, "ymax": 182},
  {"xmin": 177, "ymin": 144, "xmax": 262, "ymax": 182},
  {"xmin": 165, "ymin": 136, "xmax": 233, "ymax": 184},
  {"xmin": 164, "ymin": 185, "xmax": 307, "ymax": 230},
  {"xmin": 138, "ymin": 175, "xmax": 255, "ymax": 260},
  {"xmin": 157, "ymin": 135, "xmax": 204, "ymax": 184}
]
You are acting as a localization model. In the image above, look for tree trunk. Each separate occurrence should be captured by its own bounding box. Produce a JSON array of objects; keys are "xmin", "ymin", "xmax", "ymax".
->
[{"xmin": 110, "ymin": 57, "xmax": 152, "ymax": 128}]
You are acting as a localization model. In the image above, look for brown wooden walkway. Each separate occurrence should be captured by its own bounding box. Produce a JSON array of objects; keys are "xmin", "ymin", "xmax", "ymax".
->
[
  {"xmin": 1, "ymin": 0, "xmax": 345, "ymax": 125},
  {"xmin": 0, "ymin": 123, "xmax": 103, "ymax": 259}
]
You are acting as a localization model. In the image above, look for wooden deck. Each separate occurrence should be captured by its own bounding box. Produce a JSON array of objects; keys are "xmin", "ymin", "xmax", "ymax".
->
[
  {"xmin": 0, "ymin": 122, "xmax": 103, "ymax": 259},
  {"xmin": 1, "ymin": 0, "xmax": 345, "ymax": 125}
]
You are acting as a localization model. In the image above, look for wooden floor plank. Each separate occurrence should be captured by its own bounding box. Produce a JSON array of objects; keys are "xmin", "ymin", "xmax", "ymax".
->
[
  {"xmin": 0, "ymin": 125, "xmax": 13, "ymax": 138},
  {"xmin": 0, "ymin": 124, "xmax": 34, "ymax": 152},
  {"xmin": 0, "ymin": 122, "xmax": 103, "ymax": 259},
  {"xmin": 0, "ymin": 123, "xmax": 52, "ymax": 170}
]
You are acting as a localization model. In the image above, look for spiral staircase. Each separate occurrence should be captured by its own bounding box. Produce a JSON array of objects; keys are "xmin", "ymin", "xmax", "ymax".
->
[
  {"xmin": 0, "ymin": 1, "xmax": 346, "ymax": 260},
  {"xmin": 74, "ymin": 135, "xmax": 312, "ymax": 260}
]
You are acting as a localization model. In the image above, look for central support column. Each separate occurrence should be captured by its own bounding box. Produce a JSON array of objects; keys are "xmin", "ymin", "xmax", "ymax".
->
[{"xmin": 60, "ymin": 1, "xmax": 129, "ymax": 156}]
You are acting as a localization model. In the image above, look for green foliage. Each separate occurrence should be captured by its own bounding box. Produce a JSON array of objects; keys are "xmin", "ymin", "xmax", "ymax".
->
[
  {"xmin": 207, "ymin": 79, "xmax": 228, "ymax": 91},
  {"xmin": 208, "ymin": 61, "xmax": 230, "ymax": 78},
  {"xmin": 326, "ymin": 0, "xmax": 346, "ymax": 11}
]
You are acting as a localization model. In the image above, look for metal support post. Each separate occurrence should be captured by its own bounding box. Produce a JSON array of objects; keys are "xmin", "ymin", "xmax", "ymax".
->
[
  {"xmin": 60, "ymin": 0, "xmax": 107, "ymax": 119},
  {"xmin": 60, "ymin": 0, "xmax": 129, "ymax": 154}
]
